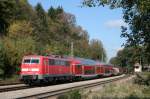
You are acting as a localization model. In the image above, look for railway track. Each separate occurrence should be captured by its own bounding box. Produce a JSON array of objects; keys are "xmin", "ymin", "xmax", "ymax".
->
[
  {"xmin": 17, "ymin": 74, "xmax": 131, "ymax": 99},
  {"xmin": 0, "ymin": 82, "xmax": 22, "ymax": 86},
  {"xmin": 0, "ymin": 84, "xmax": 29, "ymax": 93},
  {"xmin": 0, "ymin": 80, "xmax": 82, "ymax": 93}
]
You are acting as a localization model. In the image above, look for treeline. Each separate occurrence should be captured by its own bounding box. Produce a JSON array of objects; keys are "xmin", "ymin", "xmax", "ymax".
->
[
  {"xmin": 109, "ymin": 46, "xmax": 149, "ymax": 71},
  {"xmin": 0, "ymin": 0, "xmax": 106, "ymax": 78}
]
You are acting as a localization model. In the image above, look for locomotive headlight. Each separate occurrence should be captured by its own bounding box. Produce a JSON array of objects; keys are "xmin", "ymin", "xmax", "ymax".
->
[
  {"xmin": 22, "ymin": 68, "xmax": 28, "ymax": 71},
  {"xmin": 31, "ymin": 68, "xmax": 39, "ymax": 71}
]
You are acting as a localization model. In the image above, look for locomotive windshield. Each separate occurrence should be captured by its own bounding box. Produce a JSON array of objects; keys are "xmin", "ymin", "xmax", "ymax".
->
[
  {"xmin": 23, "ymin": 58, "xmax": 39, "ymax": 64},
  {"xmin": 23, "ymin": 59, "xmax": 30, "ymax": 63},
  {"xmin": 31, "ymin": 59, "xmax": 39, "ymax": 63}
]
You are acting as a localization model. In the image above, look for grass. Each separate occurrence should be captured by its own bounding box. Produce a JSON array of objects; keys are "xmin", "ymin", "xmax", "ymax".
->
[
  {"xmin": 57, "ymin": 72, "xmax": 150, "ymax": 99},
  {"xmin": 57, "ymin": 89, "xmax": 81, "ymax": 99},
  {"xmin": 134, "ymin": 72, "xmax": 150, "ymax": 86},
  {"xmin": 0, "ymin": 75, "xmax": 20, "ymax": 84},
  {"xmin": 86, "ymin": 82, "xmax": 150, "ymax": 99}
]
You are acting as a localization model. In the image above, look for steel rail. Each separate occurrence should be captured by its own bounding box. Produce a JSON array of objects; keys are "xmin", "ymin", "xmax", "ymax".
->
[
  {"xmin": 0, "ymin": 82, "xmax": 22, "ymax": 86},
  {"xmin": 0, "ymin": 84, "xmax": 30, "ymax": 93}
]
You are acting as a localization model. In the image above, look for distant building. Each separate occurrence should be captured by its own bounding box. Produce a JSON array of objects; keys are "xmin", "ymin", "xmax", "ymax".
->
[{"xmin": 134, "ymin": 63, "xmax": 142, "ymax": 72}]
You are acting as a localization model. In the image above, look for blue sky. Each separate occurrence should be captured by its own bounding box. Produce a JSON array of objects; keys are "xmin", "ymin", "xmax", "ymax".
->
[{"xmin": 28, "ymin": 0, "xmax": 127, "ymax": 61}]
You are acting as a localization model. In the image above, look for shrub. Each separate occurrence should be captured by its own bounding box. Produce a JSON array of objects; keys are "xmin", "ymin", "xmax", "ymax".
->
[
  {"xmin": 57, "ymin": 90, "xmax": 81, "ymax": 99},
  {"xmin": 134, "ymin": 72, "xmax": 150, "ymax": 86}
]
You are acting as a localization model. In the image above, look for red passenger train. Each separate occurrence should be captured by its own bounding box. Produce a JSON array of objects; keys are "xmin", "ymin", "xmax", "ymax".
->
[{"xmin": 20, "ymin": 55, "xmax": 122, "ymax": 85}]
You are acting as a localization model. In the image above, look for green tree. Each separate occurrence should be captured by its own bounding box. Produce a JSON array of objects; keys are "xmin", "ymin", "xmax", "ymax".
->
[
  {"xmin": 14, "ymin": 0, "xmax": 34, "ymax": 21},
  {"xmin": 8, "ymin": 20, "xmax": 33, "ymax": 39},
  {"xmin": 109, "ymin": 57, "xmax": 118, "ymax": 66},
  {"xmin": 0, "ymin": 20, "xmax": 37, "ymax": 78},
  {"xmin": 2, "ymin": 37, "xmax": 36, "ymax": 78},
  {"xmin": 0, "ymin": 41, "xmax": 5, "ymax": 77},
  {"xmin": 89, "ymin": 39, "xmax": 106, "ymax": 61},
  {"xmin": 0, "ymin": 0, "xmax": 34, "ymax": 36},
  {"xmin": 48, "ymin": 6, "xmax": 63, "ymax": 20},
  {"xmin": 34, "ymin": 3, "xmax": 50, "ymax": 45},
  {"xmin": 0, "ymin": 0, "xmax": 17, "ymax": 35},
  {"xmin": 109, "ymin": 46, "xmax": 147, "ymax": 71},
  {"xmin": 73, "ymin": 27, "xmax": 90, "ymax": 58},
  {"xmin": 82, "ymin": 0, "xmax": 150, "ymax": 64}
]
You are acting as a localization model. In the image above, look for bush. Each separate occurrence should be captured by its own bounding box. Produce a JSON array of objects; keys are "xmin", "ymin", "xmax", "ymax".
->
[
  {"xmin": 57, "ymin": 94, "xmax": 68, "ymax": 99},
  {"xmin": 57, "ymin": 90, "xmax": 81, "ymax": 99},
  {"xmin": 125, "ymin": 94, "xmax": 140, "ymax": 99},
  {"xmin": 134, "ymin": 72, "xmax": 150, "ymax": 86}
]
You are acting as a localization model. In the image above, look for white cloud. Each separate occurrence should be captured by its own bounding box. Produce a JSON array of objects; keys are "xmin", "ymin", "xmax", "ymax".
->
[{"xmin": 104, "ymin": 19, "xmax": 127, "ymax": 28}]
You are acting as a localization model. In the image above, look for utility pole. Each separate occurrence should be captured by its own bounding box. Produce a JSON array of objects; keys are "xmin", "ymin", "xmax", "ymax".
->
[
  {"xmin": 101, "ymin": 48, "xmax": 103, "ymax": 62},
  {"xmin": 140, "ymin": 56, "xmax": 142, "ymax": 66},
  {"xmin": 101, "ymin": 53, "xmax": 103, "ymax": 62},
  {"xmin": 71, "ymin": 42, "xmax": 74, "ymax": 57}
]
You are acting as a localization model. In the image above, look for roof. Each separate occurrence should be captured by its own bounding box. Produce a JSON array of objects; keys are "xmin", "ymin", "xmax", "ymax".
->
[{"xmin": 74, "ymin": 57, "xmax": 100, "ymax": 66}]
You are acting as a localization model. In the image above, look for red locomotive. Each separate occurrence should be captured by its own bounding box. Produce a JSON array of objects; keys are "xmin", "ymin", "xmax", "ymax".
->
[{"xmin": 20, "ymin": 55, "xmax": 122, "ymax": 85}]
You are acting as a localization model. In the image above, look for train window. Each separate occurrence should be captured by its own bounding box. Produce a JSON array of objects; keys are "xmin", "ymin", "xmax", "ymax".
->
[
  {"xmin": 48, "ymin": 59, "xmax": 70, "ymax": 66},
  {"xmin": 84, "ymin": 68, "xmax": 95, "ymax": 74},
  {"xmin": 54, "ymin": 60, "xmax": 60, "ymax": 65},
  {"xmin": 23, "ymin": 59, "xmax": 30, "ymax": 63},
  {"xmin": 105, "ymin": 69, "xmax": 110, "ymax": 73},
  {"xmin": 65, "ymin": 61, "xmax": 70, "ymax": 66},
  {"xmin": 59, "ymin": 60, "xmax": 65, "ymax": 66},
  {"xmin": 31, "ymin": 59, "xmax": 39, "ymax": 64},
  {"xmin": 49, "ymin": 59, "xmax": 55, "ymax": 65}
]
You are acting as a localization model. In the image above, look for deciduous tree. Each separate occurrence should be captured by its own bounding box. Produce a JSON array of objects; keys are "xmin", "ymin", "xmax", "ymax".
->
[{"xmin": 83, "ymin": 0, "xmax": 150, "ymax": 64}]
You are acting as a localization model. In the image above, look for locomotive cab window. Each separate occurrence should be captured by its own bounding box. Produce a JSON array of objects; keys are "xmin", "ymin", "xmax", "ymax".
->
[
  {"xmin": 23, "ymin": 59, "xmax": 30, "ymax": 63},
  {"xmin": 23, "ymin": 58, "xmax": 39, "ymax": 64},
  {"xmin": 31, "ymin": 59, "xmax": 39, "ymax": 64}
]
